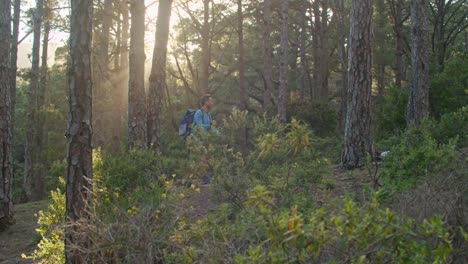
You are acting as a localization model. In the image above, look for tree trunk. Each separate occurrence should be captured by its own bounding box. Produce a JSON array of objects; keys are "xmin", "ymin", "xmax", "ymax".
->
[
  {"xmin": 237, "ymin": 0, "xmax": 248, "ymax": 156},
  {"xmin": 375, "ymin": 0, "xmax": 386, "ymax": 98},
  {"xmin": 334, "ymin": 0, "xmax": 349, "ymax": 130},
  {"xmin": 319, "ymin": 1, "xmax": 330, "ymax": 99},
  {"xmin": 312, "ymin": 1, "xmax": 321, "ymax": 99},
  {"xmin": 120, "ymin": 2, "xmax": 129, "ymax": 70},
  {"xmin": 11, "ymin": 0, "xmax": 21, "ymax": 125},
  {"xmin": 300, "ymin": 0, "xmax": 312, "ymax": 98},
  {"xmin": 24, "ymin": 0, "xmax": 44, "ymax": 201},
  {"xmin": 262, "ymin": 0, "xmax": 273, "ymax": 111},
  {"xmin": 407, "ymin": 0, "xmax": 430, "ymax": 126},
  {"xmin": 65, "ymin": 0, "xmax": 93, "ymax": 261},
  {"xmin": 199, "ymin": 0, "xmax": 211, "ymax": 95},
  {"xmin": 278, "ymin": 0, "xmax": 289, "ymax": 123},
  {"xmin": 93, "ymin": 0, "xmax": 112, "ymax": 150},
  {"xmin": 128, "ymin": 0, "xmax": 147, "ymax": 149},
  {"xmin": 312, "ymin": 1, "xmax": 330, "ymax": 100},
  {"xmin": 342, "ymin": 0, "xmax": 374, "ymax": 169},
  {"xmin": 0, "ymin": 0, "xmax": 14, "ymax": 231},
  {"xmin": 238, "ymin": 0, "xmax": 247, "ymax": 111},
  {"xmin": 34, "ymin": 16, "xmax": 51, "ymax": 201},
  {"xmin": 114, "ymin": 18, "xmax": 121, "ymax": 70},
  {"xmin": 148, "ymin": 0, "xmax": 173, "ymax": 154},
  {"xmin": 390, "ymin": 0, "xmax": 405, "ymax": 87}
]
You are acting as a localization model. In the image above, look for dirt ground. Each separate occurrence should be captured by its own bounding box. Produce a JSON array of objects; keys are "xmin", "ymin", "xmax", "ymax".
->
[{"xmin": 0, "ymin": 200, "xmax": 48, "ymax": 264}]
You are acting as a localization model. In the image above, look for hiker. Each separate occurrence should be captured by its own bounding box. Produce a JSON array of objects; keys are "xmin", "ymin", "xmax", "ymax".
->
[
  {"xmin": 193, "ymin": 94, "xmax": 217, "ymax": 131},
  {"xmin": 193, "ymin": 94, "xmax": 217, "ymax": 184}
]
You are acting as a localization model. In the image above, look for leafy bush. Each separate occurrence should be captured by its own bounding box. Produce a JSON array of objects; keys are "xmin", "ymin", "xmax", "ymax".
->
[
  {"xmin": 236, "ymin": 187, "xmax": 453, "ymax": 264},
  {"xmin": 381, "ymin": 122, "xmax": 457, "ymax": 192},
  {"xmin": 376, "ymin": 85, "xmax": 408, "ymax": 139},
  {"xmin": 23, "ymin": 186, "xmax": 65, "ymax": 263},
  {"xmin": 431, "ymin": 106, "xmax": 468, "ymax": 148},
  {"xmin": 288, "ymin": 99, "xmax": 338, "ymax": 137},
  {"xmin": 169, "ymin": 186, "xmax": 454, "ymax": 264},
  {"xmin": 24, "ymin": 149, "xmax": 175, "ymax": 263},
  {"xmin": 98, "ymin": 149, "xmax": 161, "ymax": 195},
  {"xmin": 430, "ymin": 57, "xmax": 468, "ymax": 117}
]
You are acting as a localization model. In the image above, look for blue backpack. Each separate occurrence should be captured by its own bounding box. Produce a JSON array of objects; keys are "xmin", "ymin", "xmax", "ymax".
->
[{"xmin": 178, "ymin": 109, "xmax": 197, "ymax": 138}]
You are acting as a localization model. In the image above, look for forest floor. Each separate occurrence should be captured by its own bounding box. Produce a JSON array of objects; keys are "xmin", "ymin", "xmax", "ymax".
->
[{"xmin": 0, "ymin": 200, "xmax": 48, "ymax": 264}]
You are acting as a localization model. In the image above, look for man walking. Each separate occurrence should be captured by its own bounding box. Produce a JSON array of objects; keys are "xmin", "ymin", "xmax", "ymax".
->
[{"xmin": 193, "ymin": 94, "xmax": 217, "ymax": 130}]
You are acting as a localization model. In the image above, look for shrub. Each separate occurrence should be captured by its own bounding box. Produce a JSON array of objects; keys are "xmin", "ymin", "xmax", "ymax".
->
[
  {"xmin": 432, "ymin": 106, "xmax": 468, "ymax": 148},
  {"xmin": 381, "ymin": 122, "xmax": 457, "ymax": 192},
  {"xmin": 237, "ymin": 187, "xmax": 453, "ymax": 264},
  {"xmin": 376, "ymin": 85, "xmax": 408, "ymax": 139},
  {"xmin": 98, "ymin": 149, "xmax": 162, "ymax": 195},
  {"xmin": 430, "ymin": 57, "xmax": 468, "ymax": 117},
  {"xmin": 288, "ymin": 99, "xmax": 338, "ymax": 137},
  {"xmin": 23, "ymin": 186, "xmax": 65, "ymax": 263}
]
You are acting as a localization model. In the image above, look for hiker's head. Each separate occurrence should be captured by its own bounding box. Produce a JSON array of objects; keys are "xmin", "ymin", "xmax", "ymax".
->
[{"xmin": 200, "ymin": 94, "xmax": 214, "ymax": 110}]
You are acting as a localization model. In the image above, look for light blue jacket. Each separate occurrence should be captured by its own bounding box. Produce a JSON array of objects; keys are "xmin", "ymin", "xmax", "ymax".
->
[{"xmin": 193, "ymin": 109, "xmax": 212, "ymax": 130}]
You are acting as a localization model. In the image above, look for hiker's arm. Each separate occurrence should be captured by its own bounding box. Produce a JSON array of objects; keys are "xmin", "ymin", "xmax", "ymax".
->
[{"xmin": 194, "ymin": 110, "xmax": 211, "ymax": 130}]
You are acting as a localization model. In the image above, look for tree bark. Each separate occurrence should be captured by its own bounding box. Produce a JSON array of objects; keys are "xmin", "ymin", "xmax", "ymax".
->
[
  {"xmin": 390, "ymin": 0, "xmax": 406, "ymax": 87},
  {"xmin": 237, "ymin": 0, "xmax": 248, "ymax": 156},
  {"xmin": 24, "ymin": 0, "xmax": 44, "ymax": 201},
  {"xmin": 34, "ymin": 14, "xmax": 51, "ymax": 201},
  {"xmin": 238, "ymin": 0, "xmax": 247, "ymax": 111},
  {"xmin": 335, "ymin": 0, "xmax": 348, "ymax": 131},
  {"xmin": 312, "ymin": 0, "xmax": 330, "ymax": 100},
  {"xmin": 199, "ymin": 0, "xmax": 211, "ymax": 95},
  {"xmin": 128, "ymin": 0, "xmax": 147, "ymax": 149},
  {"xmin": 0, "ymin": 0, "xmax": 14, "ymax": 231},
  {"xmin": 407, "ymin": 0, "xmax": 430, "ymax": 126},
  {"xmin": 148, "ymin": 0, "xmax": 173, "ymax": 154},
  {"xmin": 11, "ymin": 0, "xmax": 21, "ymax": 125},
  {"xmin": 300, "ymin": 0, "xmax": 312, "ymax": 98},
  {"xmin": 342, "ymin": 0, "xmax": 374, "ymax": 169},
  {"xmin": 278, "ymin": 0, "xmax": 289, "ymax": 123},
  {"xmin": 65, "ymin": 0, "xmax": 93, "ymax": 261},
  {"xmin": 262, "ymin": 0, "xmax": 273, "ymax": 111},
  {"xmin": 93, "ymin": 0, "xmax": 112, "ymax": 150},
  {"xmin": 375, "ymin": 0, "xmax": 387, "ymax": 98},
  {"xmin": 120, "ymin": 2, "xmax": 129, "ymax": 70}
]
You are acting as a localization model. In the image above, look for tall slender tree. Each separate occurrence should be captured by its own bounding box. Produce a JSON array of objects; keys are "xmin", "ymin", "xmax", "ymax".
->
[
  {"xmin": 93, "ymin": 0, "xmax": 113, "ymax": 150},
  {"xmin": 24, "ymin": 0, "xmax": 45, "ymax": 201},
  {"xmin": 312, "ymin": 0, "xmax": 331, "ymax": 99},
  {"xmin": 0, "ymin": 0, "xmax": 14, "ymax": 230},
  {"xmin": 342, "ymin": 0, "xmax": 374, "ymax": 169},
  {"xmin": 11, "ymin": 0, "xmax": 21, "ymax": 122},
  {"xmin": 148, "ymin": 0, "xmax": 173, "ymax": 153},
  {"xmin": 300, "ymin": 0, "xmax": 312, "ymax": 98},
  {"xmin": 199, "ymin": 0, "xmax": 211, "ymax": 95},
  {"xmin": 262, "ymin": 0, "xmax": 273, "ymax": 110},
  {"xmin": 407, "ymin": 0, "xmax": 430, "ymax": 126},
  {"xmin": 238, "ymin": 0, "xmax": 247, "ymax": 111},
  {"xmin": 389, "ymin": 0, "xmax": 406, "ymax": 87},
  {"xmin": 237, "ymin": 0, "xmax": 248, "ymax": 156},
  {"xmin": 65, "ymin": 0, "xmax": 93, "ymax": 261},
  {"xmin": 278, "ymin": 0, "xmax": 290, "ymax": 123},
  {"xmin": 128, "ymin": 0, "xmax": 147, "ymax": 149}
]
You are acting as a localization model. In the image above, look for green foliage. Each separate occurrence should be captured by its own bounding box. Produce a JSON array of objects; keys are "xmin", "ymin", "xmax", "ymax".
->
[
  {"xmin": 170, "ymin": 186, "xmax": 452, "ymax": 264},
  {"xmin": 288, "ymin": 99, "xmax": 338, "ymax": 137},
  {"xmin": 98, "ymin": 149, "xmax": 161, "ymax": 196},
  {"xmin": 23, "ymin": 185, "xmax": 65, "ymax": 263},
  {"xmin": 376, "ymin": 85, "xmax": 409, "ymax": 139},
  {"xmin": 430, "ymin": 57, "xmax": 468, "ymax": 117},
  {"xmin": 431, "ymin": 106, "xmax": 468, "ymax": 148},
  {"xmin": 46, "ymin": 159, "xmax": 67, "ymax": 192},
  {"xmin": 381, "ymin": 122, "xmax": 457, "ymax": 192}
]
